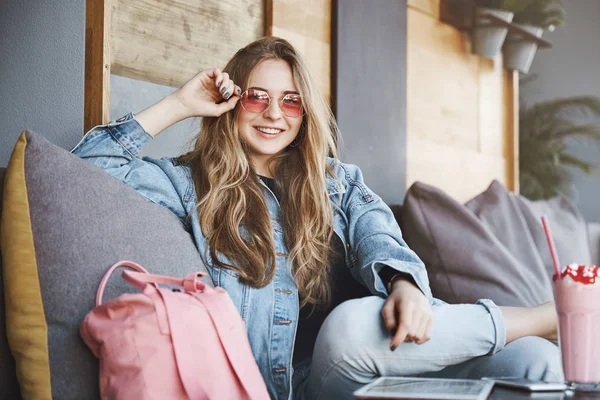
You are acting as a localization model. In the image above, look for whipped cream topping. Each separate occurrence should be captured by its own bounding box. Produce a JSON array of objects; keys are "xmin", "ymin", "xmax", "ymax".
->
[{"xmin": 554, "ymin": 263, "xmax": 600, "ymax": 285}]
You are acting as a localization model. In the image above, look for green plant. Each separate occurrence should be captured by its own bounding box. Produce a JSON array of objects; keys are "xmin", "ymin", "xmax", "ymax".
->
[
  {"xmin": 519, "ymin": 96, "xmax": 600, "ymax": 200},
  {"xmin": 476, "ymin": 0, "xmax": 565, "ymax": 31}
]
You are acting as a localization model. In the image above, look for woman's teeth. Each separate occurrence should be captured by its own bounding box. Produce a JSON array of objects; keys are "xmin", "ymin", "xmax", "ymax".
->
[{"xmin": 256, "ymin": 127, "xmax": 282, "ymax": 135}]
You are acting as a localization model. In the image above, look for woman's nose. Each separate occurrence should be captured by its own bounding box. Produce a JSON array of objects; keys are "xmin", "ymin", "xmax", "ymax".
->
[{"xmin": 263, "ymin": 99, "xmax": 283, "ymax": 120}]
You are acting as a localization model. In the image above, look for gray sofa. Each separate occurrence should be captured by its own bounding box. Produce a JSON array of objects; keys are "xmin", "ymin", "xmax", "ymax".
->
[{"xmin": 1, "ymin": 132, "xmax": 599, "ymax": 399}]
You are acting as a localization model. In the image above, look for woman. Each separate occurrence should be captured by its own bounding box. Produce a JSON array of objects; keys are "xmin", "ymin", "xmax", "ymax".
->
[{"xmin": 72, "ymin": 37, "xmax": 561, "ymax": 399}]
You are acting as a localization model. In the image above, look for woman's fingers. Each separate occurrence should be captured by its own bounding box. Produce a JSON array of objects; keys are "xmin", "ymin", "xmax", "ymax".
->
[
  {"xmin": 214, "ymin": 95, "xmax": 240, "ymax": 116},
  {"xmin": 212, "ymin": 72, "xmax": 242, "ymax": 102},
  {"xmin": 201, "ymin": 68, "xmax": 222, "ymax": 90},
  {"xmin": 381, "ymin": 298, "xmax": 397, "ymax": 333},
  {"xmin": 218, "ymin": 72, "xmax": 232, "ymax": 99},
  {"xmin": 223, "ymin": 81, "xmax": 236, "ymax": 100},
  {"xmin": 408, "ymin": 311, "xmax": 433, "ymax": 345},
  {"xmin": 384, "ymin": 299, "xmax": 433, "ymax": 349},
  {"xmin": 201, "ymin": 68, "xmax": 236, "ymax": 100},
  {"xmin": 411, "ymin": 314, "xmax": 428, "ymax": 344},
  {"xmin": 390, "ymin": 303, "xmax": 414, "ymax": 349},
  {"xmin": 416, "ymin": 319, "xmax": 434, "ymax": 345}
]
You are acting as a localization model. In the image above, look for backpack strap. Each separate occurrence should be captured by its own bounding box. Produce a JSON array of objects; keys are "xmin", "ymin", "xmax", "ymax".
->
[
  {"xmin": 121, "ymin": 269, "xmax": 208, "ymax": 292},
  {"xmin": 194, "ymin": 290, "xmax": 270, "ymax": 399},
  {"xmin": 157, "ymin": 287, "xmax": 212, "ymax": 399},
  {"xmin": 96, "ymin": 260, "xmax": 150, "ymax": 306},
  {"xmin": 159, "ymin": 286, "xmax": 270, "ymax": 400}
]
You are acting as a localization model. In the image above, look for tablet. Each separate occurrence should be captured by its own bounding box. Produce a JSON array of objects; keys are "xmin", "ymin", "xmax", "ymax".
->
[
  {"xmin": 482, "ymin": 377, "xmax": 567, "ymax": 392},
  {"xmin": 353, "ymin": 377, "xmax": 494, "ymax": 399}
]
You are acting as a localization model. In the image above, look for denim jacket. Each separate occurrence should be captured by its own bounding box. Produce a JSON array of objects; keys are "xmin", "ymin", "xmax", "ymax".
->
[{"xmin": 70, "ymin": 113, "xmax": 433, "ymax": 399}]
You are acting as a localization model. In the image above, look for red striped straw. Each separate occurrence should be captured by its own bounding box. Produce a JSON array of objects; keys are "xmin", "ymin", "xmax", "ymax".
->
[{"xmin": 541, "ymin": 216, "xmax": 562, "ymax": 277}]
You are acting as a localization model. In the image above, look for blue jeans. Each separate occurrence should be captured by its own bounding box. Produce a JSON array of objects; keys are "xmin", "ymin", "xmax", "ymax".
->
[{"xmin": 293, "ymin": 296, "xmax": 562, "ymax": 400}]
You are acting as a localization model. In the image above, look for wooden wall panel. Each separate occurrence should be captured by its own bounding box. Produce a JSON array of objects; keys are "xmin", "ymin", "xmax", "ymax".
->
[
  {"xmin": 408, "ymin": 0, "xmax": 439, "ymax": 18},
  {"xmin": 84, "ymin": 0, "xmax": 111, "ymax": 132},
  {"xmin": 110, "ymin": 0, "xmax": 264, "ymax": 88},
  {"xmin": 407, "ymin": 0, "xmax": 519, "ymax": 202},
  {"xmin": 267, "ymin": 0, "xmax": 331, "ymax": 101}
]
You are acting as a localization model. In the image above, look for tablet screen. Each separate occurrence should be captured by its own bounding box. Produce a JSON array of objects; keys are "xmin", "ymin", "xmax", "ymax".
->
[{"xmin": 354, "ymin": 377, "xmax": 494, "ymax": 399}]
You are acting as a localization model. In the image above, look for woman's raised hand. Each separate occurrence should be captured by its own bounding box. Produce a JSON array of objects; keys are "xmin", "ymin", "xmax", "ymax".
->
[
  {"xmin": 173, "ymin": 68, "xmax": 242, "ymax": 118},
  {"xmin": 134, "ymin": 68, "xmax": 242, "ymax": 137}
]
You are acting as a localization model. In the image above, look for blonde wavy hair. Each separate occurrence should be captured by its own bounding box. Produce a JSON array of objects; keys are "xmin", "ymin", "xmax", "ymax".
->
[{"xmin": 177, "ymin": 37, "xmax": 339, "ymax": 308}]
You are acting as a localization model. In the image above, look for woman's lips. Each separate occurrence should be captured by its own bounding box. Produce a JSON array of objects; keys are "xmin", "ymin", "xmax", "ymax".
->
[{"xmin": 253, "ymin": 126, "xmax": 285, "ymax": 139}]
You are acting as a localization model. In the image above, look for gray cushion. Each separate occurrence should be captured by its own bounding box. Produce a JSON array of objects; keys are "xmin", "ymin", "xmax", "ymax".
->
[
  {"xmin": 2, "ymin": 131, "xmax": 211, "ymax": 399},
  {"xmin": 517, "ymin": 195, "xmax": 593, "ymax": 271},
  {"xmin": 0, "ymin": 167, "xmax": 21, "ymax": 400},
  {"xmin": 401, "ymin": 180, "xmax": 554, "ymax": 307}
]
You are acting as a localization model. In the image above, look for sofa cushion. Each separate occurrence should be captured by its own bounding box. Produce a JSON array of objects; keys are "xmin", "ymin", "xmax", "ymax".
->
[
  {"xmin": 0, "ymin": 167, "xmax": 21, "ymax": 400},
  {"xmin": 401, "ymin": 180, "xmax": 555, "ymax": 307},
  {"xmin": 0, "ymin": 131, "xmax": 211, "ymax": 400},
  {"xmin": 517, "ymin": 195, "xmax": 593, "ymax": 271}
]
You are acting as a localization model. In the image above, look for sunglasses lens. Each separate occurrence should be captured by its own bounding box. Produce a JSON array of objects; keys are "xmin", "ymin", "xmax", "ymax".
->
[
  {"xmin": 281, "ymin": 95, "xmax": 304, "ymax": 117},
  {"xmin": 241, "ymin": 89, "xmax": 269, "ymax": 113}
]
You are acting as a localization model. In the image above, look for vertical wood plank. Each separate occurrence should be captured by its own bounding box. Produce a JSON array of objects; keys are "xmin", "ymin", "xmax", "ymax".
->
[
  {"xmin": 84, "ymin": 0, "xmax": 111, "ymax": 133},
  {"xmin": 507, "ymin": 69, "xmax": 520, "ymax": 193},
  {"xmin": 266, "ymin": 0, "xmax": 274, "ymax": 35},
  {"xmin": 408, "ymin": 0, "xmax": 440, "ymax": 18},
  {"xmin": 268, "ymin": 0, "xmax": 331, "ymax": 101}
]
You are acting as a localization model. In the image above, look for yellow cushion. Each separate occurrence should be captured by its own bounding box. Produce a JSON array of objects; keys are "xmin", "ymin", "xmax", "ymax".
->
[{"xmin": 1, "ymin": 132, "xmax": 51, "ymax": 400}]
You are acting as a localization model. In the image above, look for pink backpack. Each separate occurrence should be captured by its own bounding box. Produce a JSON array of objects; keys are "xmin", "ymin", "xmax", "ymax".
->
[{"xmin": 80, "ymin": 260, "xmax": 270, "ymax": 400}]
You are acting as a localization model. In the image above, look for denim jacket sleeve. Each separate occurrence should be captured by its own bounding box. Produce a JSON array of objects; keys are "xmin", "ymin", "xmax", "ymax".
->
[
  {"xmin": 70, "ymin": 113, "xmax": 190, "ymax": 219},
  {"xmin": 337, "ymin": 162, "xmax": 433, "ymax": 302}
]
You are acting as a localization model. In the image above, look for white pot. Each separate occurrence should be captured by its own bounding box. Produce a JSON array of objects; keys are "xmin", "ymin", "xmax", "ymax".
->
[
  {"xmin": 503, "ymin": 23, "xmax": 544, "ymax": 74},
  {"xmin": 473, "ymin": 7, "xmax": 514, "ymax": 59}
]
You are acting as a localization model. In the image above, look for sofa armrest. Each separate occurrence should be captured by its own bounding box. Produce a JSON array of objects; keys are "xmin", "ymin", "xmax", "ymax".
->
[{"xmin": 589, "ymin": 222, "xmax": 600, "ymax": 266}]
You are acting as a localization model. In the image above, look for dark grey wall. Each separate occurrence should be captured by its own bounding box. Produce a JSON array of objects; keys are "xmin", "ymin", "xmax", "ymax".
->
[
  {"xmin": 521, "ymin": 0, "xmax": 600, "ymax": 223},
  {"xmin": 0, "ymin": 0, "xmax": 85, "ymax": 167},
  {"xmin": 333, "ymin": 0, "xmax": 407, "ymax": 205}
]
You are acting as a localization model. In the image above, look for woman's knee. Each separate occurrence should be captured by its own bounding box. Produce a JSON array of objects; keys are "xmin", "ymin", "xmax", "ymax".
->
[
  {"xmin": 506, "ymin": 337, "xmax": 563, "ymax": 380},
  {"xmin": 483, "ymin": 336, "xmax": 563, "ymax": 381},
  {"xmin": 313, "ymin": 296, "xmax": 387, "ymax": 361}
]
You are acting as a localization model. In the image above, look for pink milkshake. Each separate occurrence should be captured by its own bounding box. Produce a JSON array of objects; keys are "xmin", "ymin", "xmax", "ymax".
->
[{"xmin": 554, "ymin": 263, "xmax": 600, "ymax": 390}]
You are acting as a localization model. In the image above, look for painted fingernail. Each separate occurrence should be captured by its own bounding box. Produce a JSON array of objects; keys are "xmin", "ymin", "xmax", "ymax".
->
[
  {"xmin": 236, "ymin": 87, "xmax": 241, "ymax": 95},
  {"xmin": 221, "ymin": 87, "xmax": 226, "ymax": 94},
  {"xmin": 390, "ymin": 345, "xmax": 397, "ymax": 352},
  {"xmin": 224, "ymin": 92, "xmax": 230, "ymax": 99},
  {"xmin": 217, "ymin": 81, "xmax": 222, "ymax": 87}
]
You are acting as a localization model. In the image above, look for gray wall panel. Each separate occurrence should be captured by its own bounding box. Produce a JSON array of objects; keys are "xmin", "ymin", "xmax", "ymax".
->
[
  {"xmin": 333, "ymin": 0, "xmax": 407, "ymax": 205},
  {"xmin": 0, "ymin": 0, "xmax": 85, "ymax": 166}
]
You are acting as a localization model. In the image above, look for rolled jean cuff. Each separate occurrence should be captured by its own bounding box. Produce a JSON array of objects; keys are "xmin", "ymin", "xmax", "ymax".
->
[{"xmin": 476, "ymin": 298, "xmax": 506, "ymax": 355}]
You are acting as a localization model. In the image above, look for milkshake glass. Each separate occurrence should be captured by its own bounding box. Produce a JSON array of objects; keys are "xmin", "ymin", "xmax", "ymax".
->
[{"xmin": 554, "ymin": 264, "xmax": 600, "ymax": 392}]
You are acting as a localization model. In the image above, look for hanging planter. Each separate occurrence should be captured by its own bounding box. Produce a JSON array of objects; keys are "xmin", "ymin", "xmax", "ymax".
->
[
  {"xmin": 472, "ymin": 0, "xmax": 563, "ymax": 71},
  {"xmin": 503, "ymin": 24, "xmax": 544, "ymax": 73},
  {"xmin": 472, "ymin": 7, "xmax": 514, "ymax": 59}
]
